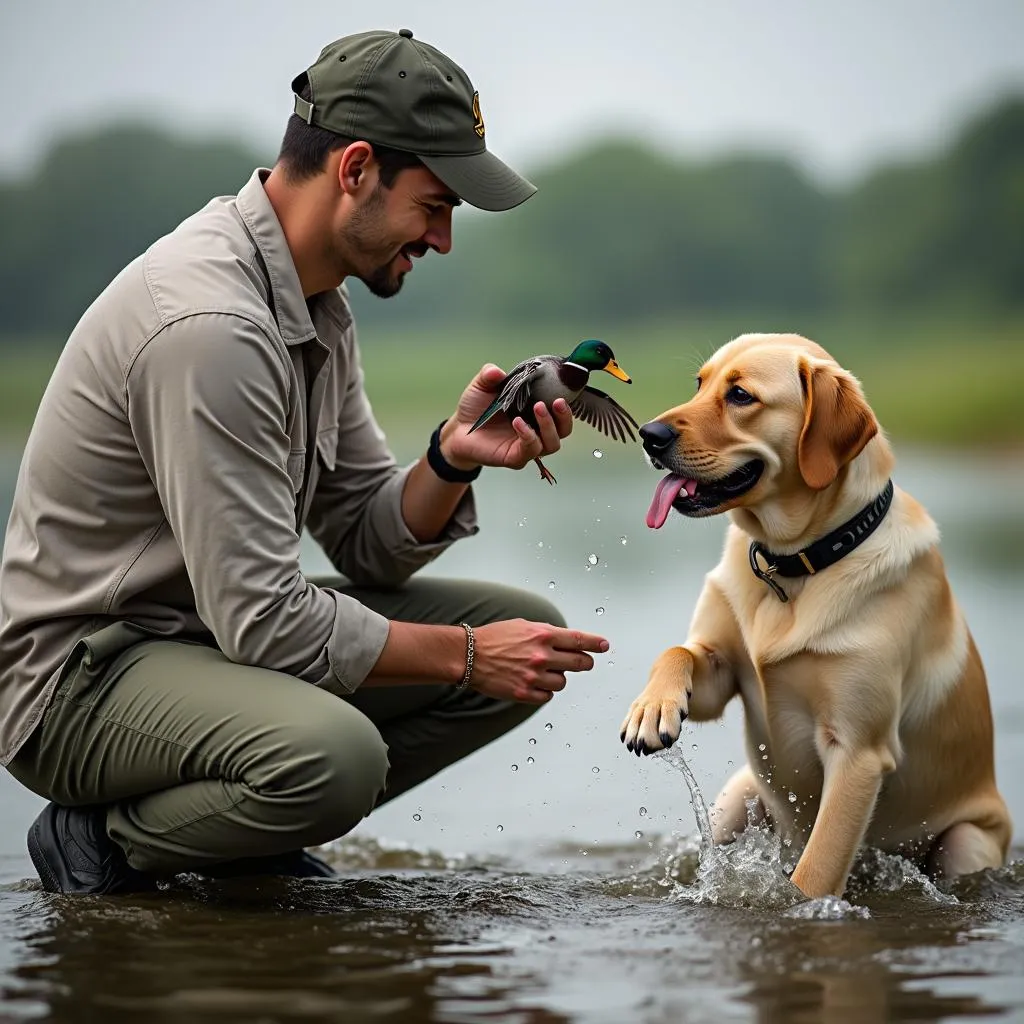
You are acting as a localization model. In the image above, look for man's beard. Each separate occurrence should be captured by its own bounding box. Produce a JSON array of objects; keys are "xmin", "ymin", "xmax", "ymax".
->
[{"xmin": 339, "ymin": 185, "xmax": 406, "ymax": 299}]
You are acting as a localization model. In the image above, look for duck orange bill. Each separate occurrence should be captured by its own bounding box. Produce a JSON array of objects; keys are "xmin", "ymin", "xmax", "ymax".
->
[
  {"xmin": 647, "ymin": 473, "xmax": 698, "ymax": 529},
  {"xmin": 603, "ymin": 360, "xmax": 632, "ymax": 383}
]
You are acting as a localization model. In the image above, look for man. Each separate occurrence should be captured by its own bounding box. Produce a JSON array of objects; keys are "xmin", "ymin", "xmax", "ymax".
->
[{"xmin": 0, "ymin": 28, "xmax": 609, "ymax": 895}]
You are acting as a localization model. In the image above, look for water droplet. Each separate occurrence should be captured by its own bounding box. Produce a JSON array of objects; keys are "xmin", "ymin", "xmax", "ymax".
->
[
  {"xmin": 537, "ymin": 540, "xmax": 544, "ymax": 548},
  {"xmin": 727, "ymin": 760, "xmax": 734, "ymax": 768},
  {"xmin": 635, "ymin": 830, "xmax": 643, "ymax": 839},
  {"xmin": 758, "ymin": 743, "xmax": 766, "ymax": 752},
  {"xmin": 788, "ymin": 792, "xmax": 797, "ymax": 803},
  {"xmin": 565, "ymin": 742, "xmax": 572, "ymax": 749},
  {"xmin": 511, "ymin": 764, "xmax": 519, "ymax": 772},
  {"xmin": 527, "ymin": 756, "xmax": 535, "ymax": 764},
  {"xmin": 548, "ymin": 580, "xmax": 556, "ymax": 590},
  {"xmin": 593, "ymin": 449, "xmax": 603, "ymax": 459},
  {"xmin": 413, "ymin": 813, "xmax": 421, "ymax": 821},
  {"xmin": 691, "ymin": 743, "xmax": 698, "ymax": 751},
  {"xmin": 518, "ymin": 519, "xmax": 526, "ymax": 527},
  {"xmin": 529, "ymin": 737, "xmax": 537, "ymax": 745},
  {"xmin": 608, "ymin": 660, "xmax": 614, "ymax": 667},
  {"xmin": 587, "ymin": 553, "xmax": 599, "ymax": 566},
  {"xmin": 592, "ymin": 766, "xmax": 600, "ymax": 774},
  {"xmin": 620, "ymin": 536, "xmax": 628, "ymax": 545},
  {"xmin": 595, "ymin": 606, "xmax": 605, "ymax": 615},
  {"xmin": 496, "ymin": 824, "xmax": 504, "ymax": 832},
  {"xmin": 639, "ymin": 806, "xmax": 648, "ymax": 817},
  {"xmin": 544, "ymin": 723, "xmax": 553, "ymax": 731},
  {"xmin": 762, "ymin": 754, "xmax": 768, "ymax": 761}
]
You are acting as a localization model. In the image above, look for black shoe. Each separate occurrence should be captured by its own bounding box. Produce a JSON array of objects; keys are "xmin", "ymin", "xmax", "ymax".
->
[
  {"xmin": 27, "ymin": 803, "xmax": 159, "ymax": 895},
  {"xmin": 199, "ymin": 849, "xmax": 338, "ymax": 880}
]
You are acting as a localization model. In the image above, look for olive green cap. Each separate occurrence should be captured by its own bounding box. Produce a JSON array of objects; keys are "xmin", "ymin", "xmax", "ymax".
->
[{"xmin": 291, "ymin": 28, "xmax": 537, "ymax": 212}]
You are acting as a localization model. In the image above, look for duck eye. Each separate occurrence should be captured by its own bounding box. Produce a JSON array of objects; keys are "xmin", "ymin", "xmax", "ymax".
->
[{"xmin": 726, "ymin": 385, "xmax": 756, "ymax": 406}]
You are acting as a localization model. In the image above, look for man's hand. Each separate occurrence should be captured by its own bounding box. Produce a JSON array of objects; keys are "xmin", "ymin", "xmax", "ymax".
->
[
  {"xmin": 470, "ymin": 619, "xmax": 609, "ymax": 705},
  {"xmin": 438, "ymin": 364, "xmax": 574, "ymax": 471}
]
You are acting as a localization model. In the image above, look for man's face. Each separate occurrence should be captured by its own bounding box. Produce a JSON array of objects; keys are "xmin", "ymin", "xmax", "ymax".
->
[{"xmin": 340, "ymin": 164, "xmax": 460, "ymax": 298}]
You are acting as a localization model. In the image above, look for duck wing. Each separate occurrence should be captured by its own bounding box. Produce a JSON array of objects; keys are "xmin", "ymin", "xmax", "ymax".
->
[
  {"xmin": 569, "ymin": 385, "xmax": 640, "ymax": 444},
  {"xmin": 469, "ymin": 358, "xmax": 548, "ymax": 433}
]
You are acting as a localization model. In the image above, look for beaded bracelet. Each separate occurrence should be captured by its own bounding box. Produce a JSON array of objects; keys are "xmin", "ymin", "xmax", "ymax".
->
[{"xmin": 456, "ymin": 622, "xmax": 475, "ymax": 691}]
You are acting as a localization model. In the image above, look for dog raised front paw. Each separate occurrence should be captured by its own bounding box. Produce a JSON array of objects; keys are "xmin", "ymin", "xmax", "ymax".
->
[{"xmin": 618, "ymin": 678, "xmax": 691, "ymax": 757}]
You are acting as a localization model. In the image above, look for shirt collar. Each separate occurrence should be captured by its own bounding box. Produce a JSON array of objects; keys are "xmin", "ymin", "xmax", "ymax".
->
[{"xmin": 235, "ymin": 168, "xmax": 352, "ymax": 345}]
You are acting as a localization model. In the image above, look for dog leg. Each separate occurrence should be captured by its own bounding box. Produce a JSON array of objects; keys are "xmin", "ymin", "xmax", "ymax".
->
[
  {"xmin": 709, "ymin": 764, "xmax": 765, "ymax": 844},
  {"xmin": 927, "ymin": 821, "xmax": 1007, "ymax": 881},
  {"xmin": 789, "ymin": 745, "xmax": 894, "ymax": 899},
  {"xmin": 619, "ymin": 582, "xmax": 742, "ymax": 755}
]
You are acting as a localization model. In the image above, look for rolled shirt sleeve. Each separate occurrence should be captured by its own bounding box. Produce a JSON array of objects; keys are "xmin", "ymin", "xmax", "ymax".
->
[{"xmin": 126, "ymin": 312, "xmax": 389, "ymax": 693}]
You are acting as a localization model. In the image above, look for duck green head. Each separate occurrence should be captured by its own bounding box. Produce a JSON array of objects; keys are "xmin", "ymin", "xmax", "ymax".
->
[{"xmin": 566, "ymin": 339, "xmax": 632, "ymax": 383}]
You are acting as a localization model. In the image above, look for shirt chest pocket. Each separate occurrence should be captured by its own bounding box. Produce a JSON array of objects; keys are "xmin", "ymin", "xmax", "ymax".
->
[
  {"xmin": 285, "ymin": 426, "xmax": 337, "ymax": 497},
  {"xmin": 286, "ymin": 450, "xmax": 306, "ymax": 493},
  {"xmin": 315, "ymin": 426, "xmax": 339, "ymax": 473}
]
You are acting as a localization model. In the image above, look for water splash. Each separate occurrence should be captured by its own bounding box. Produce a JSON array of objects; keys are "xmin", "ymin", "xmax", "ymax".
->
[
  {"xmin": 784, "ymin": 896, "xmax": 870, "ymax": 920},
  {"xmin": 653, "ymin": 746, "xmax": 807, "ymax": 911}
]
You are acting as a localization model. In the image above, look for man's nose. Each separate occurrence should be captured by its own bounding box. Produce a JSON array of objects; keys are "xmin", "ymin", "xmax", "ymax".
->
[
  {"xmin": 638, "ymin": 421, "xmax": 678, "ymax": 457},
  {"xmin": 425, "ymin": 211, "xmax": 453, "ymax": 255}
]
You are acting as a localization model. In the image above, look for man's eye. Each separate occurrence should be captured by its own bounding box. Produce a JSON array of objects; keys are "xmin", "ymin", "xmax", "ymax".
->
[{"xmin": 726, "ymin": 385, "xmax": 756, "ymax": 406}]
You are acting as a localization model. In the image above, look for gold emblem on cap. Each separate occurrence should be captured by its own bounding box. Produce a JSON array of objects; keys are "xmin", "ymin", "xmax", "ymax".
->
[{"xmin": 472, "ymin": 91, "xmax": 485, "ymax": 138}]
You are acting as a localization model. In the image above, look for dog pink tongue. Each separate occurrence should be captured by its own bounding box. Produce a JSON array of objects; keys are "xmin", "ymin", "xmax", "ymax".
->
[{"xmin": 647, "ymin": 473, "xmax": 695, "ymax": 529}]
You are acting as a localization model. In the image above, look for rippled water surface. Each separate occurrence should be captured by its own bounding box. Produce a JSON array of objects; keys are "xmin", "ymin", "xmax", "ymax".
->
[{"xmin": 1, "ymin": 448, "xmax": 1023, "ymax": 1022}]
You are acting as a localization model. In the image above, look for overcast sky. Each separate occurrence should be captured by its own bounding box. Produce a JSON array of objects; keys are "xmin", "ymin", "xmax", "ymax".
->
[{"xmin": 3, "ymin": 0, "xmax": 1024, "ymax": 184}]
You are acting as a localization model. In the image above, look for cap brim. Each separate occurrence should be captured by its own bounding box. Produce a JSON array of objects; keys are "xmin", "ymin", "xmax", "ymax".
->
[{"xmin": 419, "ymin": 149, "xmax": 537, "ymax": 212}]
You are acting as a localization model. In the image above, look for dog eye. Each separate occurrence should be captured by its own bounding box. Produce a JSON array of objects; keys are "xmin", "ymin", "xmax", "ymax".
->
[
  {"xmin": 726, "ymin": 385, "xmax": 756, "ymax": 406},
  {"xmin": 695, "ymin": 376, "xmax": 702, "ymax": 392}
]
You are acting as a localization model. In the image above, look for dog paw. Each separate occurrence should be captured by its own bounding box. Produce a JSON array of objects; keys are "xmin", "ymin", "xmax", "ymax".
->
[{"xmin": 618, "ymin": 687, "xmax": 689, "ymax": 757}]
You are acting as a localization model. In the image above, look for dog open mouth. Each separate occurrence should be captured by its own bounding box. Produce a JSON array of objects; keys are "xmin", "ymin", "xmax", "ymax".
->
[{"xmin": 646, "ymin": 460, "xmax": 765, "ymax": 527}]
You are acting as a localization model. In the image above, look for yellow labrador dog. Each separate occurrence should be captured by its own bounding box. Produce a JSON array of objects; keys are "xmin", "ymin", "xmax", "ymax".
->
[{"xmin": 620, "ymin": 333, "xmax": 1011, "ymax": 899}]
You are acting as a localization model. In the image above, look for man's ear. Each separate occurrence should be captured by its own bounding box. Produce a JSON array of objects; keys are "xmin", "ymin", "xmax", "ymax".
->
[
  {"xmin": 337, "ymin": 141, "xmax": 374, "ymax": 196},
  {"xmin": 797, "ymin": 358, "xmax": 879, "ymax": 490}
]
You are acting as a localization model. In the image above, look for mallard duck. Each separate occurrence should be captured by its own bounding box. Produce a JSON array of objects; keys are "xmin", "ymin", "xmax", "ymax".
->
[{"xmin": 469, "ymin": 339, "xmax": 639, "ymax": 484}]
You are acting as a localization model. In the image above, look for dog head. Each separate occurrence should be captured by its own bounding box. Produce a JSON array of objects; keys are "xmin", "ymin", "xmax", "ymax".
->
[{"xmin": 641, "ymin": 333, "xmax": 881, "ymax": 528}]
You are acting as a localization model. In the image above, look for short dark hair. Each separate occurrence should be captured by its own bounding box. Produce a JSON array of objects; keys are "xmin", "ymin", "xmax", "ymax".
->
[{"xmin": 276, "ymin": 77, "xmax": 424, "ymax": 185}]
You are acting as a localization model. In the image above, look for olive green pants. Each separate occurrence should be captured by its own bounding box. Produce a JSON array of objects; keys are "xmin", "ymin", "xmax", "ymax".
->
[{"xmin": 8, "ymin": 577, "xmax": 563, "ymax": 876}]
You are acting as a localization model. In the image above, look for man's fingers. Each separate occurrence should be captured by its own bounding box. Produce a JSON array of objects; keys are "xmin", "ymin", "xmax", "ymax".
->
[
  {"xmin": 532, "ymin": 402, "xmax": 562, "ymax": 454},
  {"xmin": 550, "ymin": 628, "xmax": 610, "ymax": 654},
  {"xmin": 546, "ymin": 651, "xmax": 595, "ymax": 674},
  {"xmin": 538, "ymin": 671, "xmax": 569, "ymax": 693},
  {"xmin": 551, "ymin": 398, "xmax": 574, "ymax": 439},
  {"xmin": 511, "ymin": 417, "xmax": 542, "ymax": 460},
  {"xmin": 477, "ymin": 363, "xmax": 505, "ymax": 389}
]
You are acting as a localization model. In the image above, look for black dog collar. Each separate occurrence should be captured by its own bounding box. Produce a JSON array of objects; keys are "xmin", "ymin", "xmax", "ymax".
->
[{"xmin": 748, "ymin": 479, "xmax": 895, "ymax": 603}]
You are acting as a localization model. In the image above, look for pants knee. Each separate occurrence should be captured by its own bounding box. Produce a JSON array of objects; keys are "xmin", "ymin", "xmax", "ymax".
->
[{"xmin": 257, "ymin": 708, "xmax": 390, "ymax": 846}]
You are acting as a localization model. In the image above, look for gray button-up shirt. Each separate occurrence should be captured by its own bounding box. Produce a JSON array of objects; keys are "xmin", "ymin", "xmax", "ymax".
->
[{"xmin": 0, "ymin": 168, "xmax": 478, "ymax": 766}]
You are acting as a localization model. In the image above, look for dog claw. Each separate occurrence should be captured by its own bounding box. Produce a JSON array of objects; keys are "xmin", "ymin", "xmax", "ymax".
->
[{"xmin": 659, "ymin": 731, "xmax": 674, "ymax": 749}]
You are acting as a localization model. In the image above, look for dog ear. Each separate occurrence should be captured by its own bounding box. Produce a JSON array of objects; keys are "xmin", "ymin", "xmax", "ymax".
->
[{"xmin": 797, "ymin": 359, "xmax": 878, "ymax": 490}]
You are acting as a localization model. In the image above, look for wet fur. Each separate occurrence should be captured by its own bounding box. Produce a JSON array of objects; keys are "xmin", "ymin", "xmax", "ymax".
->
[{"xmin": 620, "ymin": 333, "xmax": 1012, "ymax": 899}]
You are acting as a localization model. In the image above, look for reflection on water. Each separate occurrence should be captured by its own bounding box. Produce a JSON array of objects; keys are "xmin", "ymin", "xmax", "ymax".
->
[{"xmin": 1, "ymin": 835, "xmax": 1023, "ymax": 1024}]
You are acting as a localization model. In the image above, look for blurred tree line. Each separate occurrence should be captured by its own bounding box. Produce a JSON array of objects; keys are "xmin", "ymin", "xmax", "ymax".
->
[{"xmin": 0, "ymin": 95, "xmax": 1021, "ymax": 344}]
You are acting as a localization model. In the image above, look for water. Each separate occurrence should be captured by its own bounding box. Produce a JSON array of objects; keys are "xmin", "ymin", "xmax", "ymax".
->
[{"xmin": 1, "ymin": 442, "xmax": 1023, "ymax": 1022}]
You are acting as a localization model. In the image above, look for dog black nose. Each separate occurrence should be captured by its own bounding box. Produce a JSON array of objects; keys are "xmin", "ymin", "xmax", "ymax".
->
[{"xmin": 639, "ymin": 421, "xmax": 678, "ymax": 455}]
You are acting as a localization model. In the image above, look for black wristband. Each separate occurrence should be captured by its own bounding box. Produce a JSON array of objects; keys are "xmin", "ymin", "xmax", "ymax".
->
[{"xmin": 427, "ymin": 420, "xmax": 482, "ymax": 483}]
